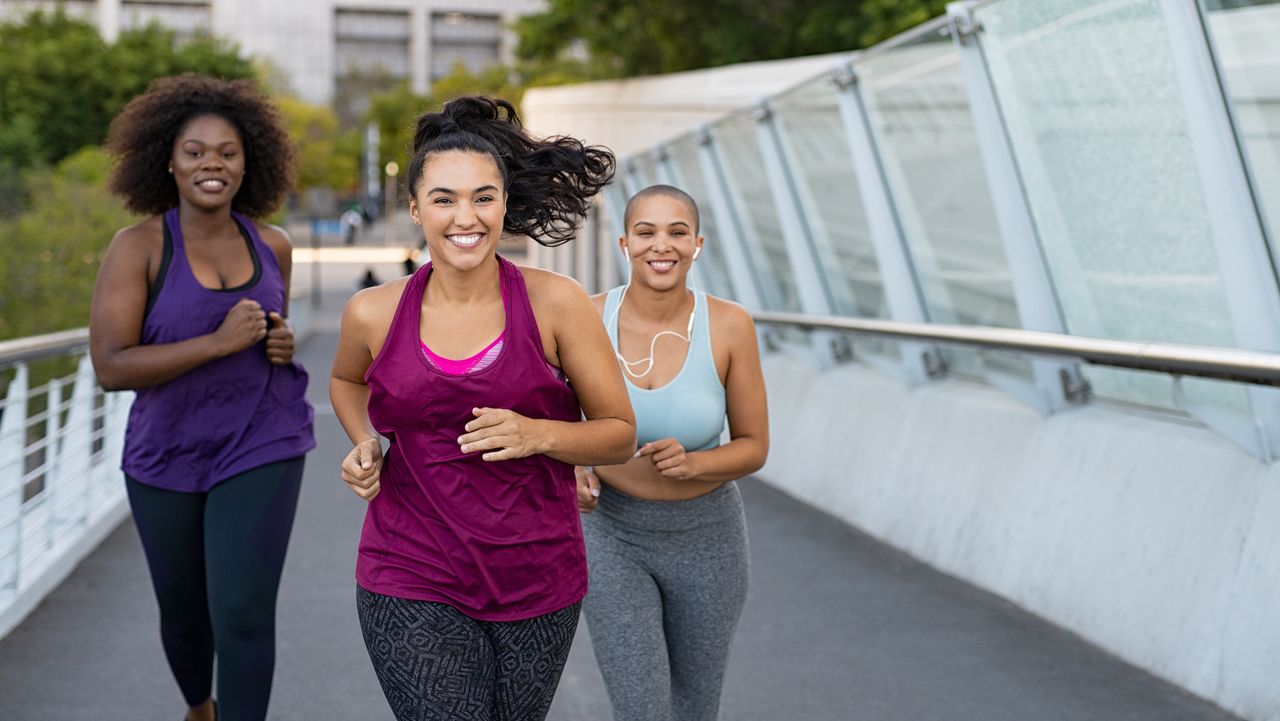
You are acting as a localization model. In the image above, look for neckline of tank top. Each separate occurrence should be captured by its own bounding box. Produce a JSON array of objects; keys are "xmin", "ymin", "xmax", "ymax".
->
[
  {"xmin": 614, "ymin": 287, "xmax": 705, "ymax": 395},
  {"xmin": 411, "ymin": 258, "xmax": 515, "ymax": 380},
  {"xmin": 165, "ymin": 208, "xmax": 263, "ymax": 294}
]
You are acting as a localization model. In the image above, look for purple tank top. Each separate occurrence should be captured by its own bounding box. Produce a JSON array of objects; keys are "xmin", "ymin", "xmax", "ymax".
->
[
  {"xmin": 122, "ymin": 208, "xmax": 315, "ymax": 492},
  {"xmin": 357, "ymin": 256, "xmax": 586, "ymax": 620}
]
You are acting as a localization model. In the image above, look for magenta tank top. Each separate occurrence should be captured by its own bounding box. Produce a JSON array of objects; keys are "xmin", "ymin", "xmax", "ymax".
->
[{"xmin": 357, "ymin": 256, "xmax": 587, "ymax": 620}]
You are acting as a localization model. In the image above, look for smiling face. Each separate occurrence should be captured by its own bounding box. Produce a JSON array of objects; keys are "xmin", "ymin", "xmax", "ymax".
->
[
  {"xmin": 622, "ymin": 193, "xmax": 704, "ymax": 292},
  {"xmin": 170, "ymin": 114, "xmax": 244, "ymax": 212},
  {"xmin": 409, "ymin": 150, "xmax": 507, "ymax": 272}
]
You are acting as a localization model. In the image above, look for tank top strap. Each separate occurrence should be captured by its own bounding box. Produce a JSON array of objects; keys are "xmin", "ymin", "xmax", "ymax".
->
[
  {"xmin": 161, "ymin": 208, "xmax": 191, "ymax": 278},
  {"xmin": 366, "ymin": 262, "xmax": 431, "ymax": 382},
  {"xmin": 602, "ymin": 285, "xmax": 626, "ymax": 347},
  {"xmin": 688, "ymin": 288, "xmax": 720, "ymax": 384},
  {"xmin": 230, "ymin": 210, "xmax": 280, "ymax": 276},
  {"xmin": 498, "ymin": 255, "xmax": 538, "ymax": 348}
]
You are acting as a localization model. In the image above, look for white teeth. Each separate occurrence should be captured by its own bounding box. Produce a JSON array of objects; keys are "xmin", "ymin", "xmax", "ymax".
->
[
  {"xmin": 448, "ymin": 233, "xmax": 484, "ymax": 247},
  {"xmin": 198, "ymin": 180, "xmax": 225, "ymax": 190},
  {"xmin": 649, "ymin": 260, "xmax": 675, "ymax": 270}
]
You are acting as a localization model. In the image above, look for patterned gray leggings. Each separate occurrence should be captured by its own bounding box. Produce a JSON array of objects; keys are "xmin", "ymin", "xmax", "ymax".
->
[
  {"xmin": 356, "ymin": 586, "xmax": 581, "ymax": 721},
  {"xmin": 582, "ymin": 481, "xmax": 750, "ymax": 721}
]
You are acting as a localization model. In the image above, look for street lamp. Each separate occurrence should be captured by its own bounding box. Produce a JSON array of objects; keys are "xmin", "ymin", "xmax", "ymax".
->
[{"xmin": 384, "ymin": 161, "xmax": 399, "ymax": 247}]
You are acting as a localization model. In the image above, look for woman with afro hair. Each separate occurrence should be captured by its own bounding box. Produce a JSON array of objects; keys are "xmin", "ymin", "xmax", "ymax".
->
[{"xmin": 90, "ymin": 74, "xmax": 314, "ymax": 721}]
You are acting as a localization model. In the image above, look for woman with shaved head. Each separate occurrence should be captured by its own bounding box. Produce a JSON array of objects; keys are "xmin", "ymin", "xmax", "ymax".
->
[{"xmin": 577, "ymin": 184, "xmax": 771, "ymax": 721}]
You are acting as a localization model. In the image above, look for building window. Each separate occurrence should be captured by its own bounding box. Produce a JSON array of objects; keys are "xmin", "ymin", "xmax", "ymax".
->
[
  {"xmin": 430, "ymin": 11, "xmax": 501, "ymax": 81},
  {"xmin": 120, "ymin": 0, "xmax": 212, "ymax": 39},
  {"xmin": 334, "ymin": 8, "xmax": 412, "ymax": 124},
  {"xmin": 0, "ymin": 0, "xmax": 96, "ymax": 22}
]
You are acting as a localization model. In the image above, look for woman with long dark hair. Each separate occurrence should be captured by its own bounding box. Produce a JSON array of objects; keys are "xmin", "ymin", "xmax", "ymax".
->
[{"xmin": 328, "ymin": 96, "xmax": 636, "ymax": 721}]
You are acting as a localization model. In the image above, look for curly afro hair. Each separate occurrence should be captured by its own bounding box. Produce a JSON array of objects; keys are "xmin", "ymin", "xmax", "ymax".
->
[{"xmin": 106, "ymin": 73, "xmax": 297, "ymax": 218}]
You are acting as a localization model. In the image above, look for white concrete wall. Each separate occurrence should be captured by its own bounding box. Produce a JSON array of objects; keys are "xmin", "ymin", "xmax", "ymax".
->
[{"xmin": 759, "ymin": 351, "xmax": 1280, "ymax": 721}]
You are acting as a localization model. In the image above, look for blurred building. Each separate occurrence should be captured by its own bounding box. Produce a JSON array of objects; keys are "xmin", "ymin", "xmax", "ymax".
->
[{"xmin": 0, "ymin": 0, "xmax": 544, "ymax": 104}]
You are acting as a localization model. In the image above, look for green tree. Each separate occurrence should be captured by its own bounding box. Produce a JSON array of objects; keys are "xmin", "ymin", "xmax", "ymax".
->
[
  {"xmin": 107, "ymin": 23, "xmax": 254, "ymax": 111},
  {"xmin": 0, "ymin": 9, "xmax": 114, "ymax": 166},
  {"xmin": 0, "ymin": 8, "xmax": 254, "ymax": 170},
  {"xmin": 0, "ymin": 148, "xmax": 134, "ymax": 340},
  {"xmin": 431, "ymin": 62, "xmax": 524, "ymax": 106},
  {"xmin": 514, "ymin": 0, "xmax": 950, "ymax": 78},
  {"xmin": 278, "ymin": 96, "xmax": 360, "ymax": 193},
  {"xmin": 365, "ymin": 81, "xmax": 431, "ymax": 175},
  {"xmin": 361, "ymin": 62, "xmax": 532, "ymax": 173}
]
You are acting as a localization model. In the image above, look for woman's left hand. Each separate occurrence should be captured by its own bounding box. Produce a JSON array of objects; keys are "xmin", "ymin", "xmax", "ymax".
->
[
  {"xmin": 459, "ymin": 407, "xmax": 546, "ymax": 461},
  {"xmin": 265, "ymin": 312, "xmax": 295, "ymax": 365},
  {"xmin": 637, "ymin": 438, "xmax": 699, "ymax": 480}
]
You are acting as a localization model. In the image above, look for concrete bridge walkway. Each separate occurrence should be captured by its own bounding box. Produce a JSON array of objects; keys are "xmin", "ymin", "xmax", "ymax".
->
[{"xmin": 0, "ymin": 283, "xmax": 1241, "ymax": 721}]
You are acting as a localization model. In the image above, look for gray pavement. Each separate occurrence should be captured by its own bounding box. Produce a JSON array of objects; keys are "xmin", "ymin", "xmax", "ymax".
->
[{"xmin": 0, "ymin": 275, "xmax": 1245, "ymax": 721}]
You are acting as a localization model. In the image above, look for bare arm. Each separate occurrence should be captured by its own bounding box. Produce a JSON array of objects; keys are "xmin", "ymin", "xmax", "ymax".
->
[
  {"xmin": 89, "ymin": 224, "xmax": 266, "ymax": 391},
  {"xmin": 260, "ymin": 224, "xmax": 296, "ymax": 365},
  {"xmin": 329, "ymin": 285, "xmax": 400, "ymax": 500},
  {"xmin": 329, "ymin": 289, "xmax": 383, "ymax": 446},
  {"xmin": 261, "ymin": 223, "xmax": 294, "ymax": 316},
  {"xmin": 459, "ymin": 271, "xmax": 635, "ymax": 466},
  {"xmin": 638, "ymin": 298, "xmax": 769, "ymax": 483}
]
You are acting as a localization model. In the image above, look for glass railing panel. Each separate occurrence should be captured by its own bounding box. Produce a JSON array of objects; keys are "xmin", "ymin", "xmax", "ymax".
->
[
  {"xmin": 629, "ymin": 153, "xmax": 660, "ymax": 191},
  {"xmin": 710, "ymin": 112, "xmax": 800, "ymax": 312},
  {"xmin": 1200, "ymin": 0, "xmax": 1280, "ymax": 254},
  {"xmin": 772, "ymin": 74, "xmax": 884, "ymax": 320},
  {"xmin": 856, "ymin": 19, "xmax": 1029, "ymax": 380},
  {"xmin": 666, "ymin": 136, "xmax": 736, "ymax": 301},
  {"xmin": 975, "ymin": 0, "xmax": 1249, "ymax": 414}
]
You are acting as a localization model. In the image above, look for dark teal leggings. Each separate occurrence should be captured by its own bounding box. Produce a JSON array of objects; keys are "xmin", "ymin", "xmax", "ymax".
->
[{"xmin": 125, "ymin": 458, "xmax": 304, "ymax": 721}]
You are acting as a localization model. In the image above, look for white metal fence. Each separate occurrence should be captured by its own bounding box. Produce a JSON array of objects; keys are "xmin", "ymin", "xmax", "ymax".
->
[{"xmin": 0, "ymin": 331, "xmax": 132, "ymax": 639}]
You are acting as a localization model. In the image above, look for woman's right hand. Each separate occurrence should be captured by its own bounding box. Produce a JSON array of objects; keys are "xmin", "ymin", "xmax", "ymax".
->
[
  {"xmin": 213, "ymin": 298, "xmax": 268, "ymax": 355},
  {"xmin": 575, "ymin": 466, "xmax": 601, "ymax": 513},
  {"xmin": 342, "ymin": 438, "xmax": 384, "ymax": 501}
]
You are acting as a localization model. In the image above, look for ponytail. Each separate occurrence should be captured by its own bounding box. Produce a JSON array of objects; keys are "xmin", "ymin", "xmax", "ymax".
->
[{"xmin": 407, "ymin": 96, "xmax": 615, "ymax": 246}]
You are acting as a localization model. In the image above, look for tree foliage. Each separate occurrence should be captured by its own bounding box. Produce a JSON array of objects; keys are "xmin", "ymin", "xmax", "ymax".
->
[
  {"xmin": 0, "ymin": 8, "xmax": 254, "ymax": 169},
  {"xmin": 277, "ymin": 96, "xmax": 360, "ymax": 193},
  {"xmin": 0, "ymin": 9, "xmax": 254, "ymax": 340},
  {"xmin": 0, "ymin": 148, "xmax": 135, "ymax": 341},
  {"xmin": 514, "ymin": 0, "xmax": 950, "ymax": 79},
  {"xmin": 364, "ymin": 62, "xmax": 527, "ymax": 174}
]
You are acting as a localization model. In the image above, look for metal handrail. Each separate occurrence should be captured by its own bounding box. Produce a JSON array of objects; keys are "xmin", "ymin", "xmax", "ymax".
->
[
  {"xmin": 753, "ymin": 311, "xmax": 1280, "ymax": 387},
  {"xmin": 0, "ymin": 329, "xmax": 91, "ymax": 369},
  {"xmin": 0, "ymin": 282, "xmax": 312, "ymax": 369}
]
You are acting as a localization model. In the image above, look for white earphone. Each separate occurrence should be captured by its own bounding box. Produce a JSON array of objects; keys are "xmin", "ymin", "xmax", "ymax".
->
[
  {"xmin": 621, "ymin": 241, "xmax": 701, "ymax": 260},
  {"xmin": 605, "ymin": 284, "xmax": 695, "ymax": 379}
]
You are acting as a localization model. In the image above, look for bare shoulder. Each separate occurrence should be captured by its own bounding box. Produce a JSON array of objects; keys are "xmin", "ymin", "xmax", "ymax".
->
[
  {"xmin": 101, "ymin": 217, "xmax": 165, "ymax": 279},
  {"xmin": 109, "ymin": 216, "xmax": 164, "ymax": 255},
  {"xmin": 518, "ymin": 265, "xmax": 590, "ymax": 307},
  {"xmin": 588, "ymin": 291, "xmax": 607, "ymax": 316},
  {"xmin": 254, "ymin": 222, "xmax": 293, "ymax": 254},
  {"xmin": 706, "ymin": 294, "xmax": 756, "ymax": 337},
  {"xmin": 344, "ymin": 276, "xmax": 410, "ymax": 327}
]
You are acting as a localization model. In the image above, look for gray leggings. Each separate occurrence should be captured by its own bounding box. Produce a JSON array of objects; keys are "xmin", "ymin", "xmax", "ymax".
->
[{"xmin": 582, "ymin": 481, "xmax": 749, "ymax": 721}]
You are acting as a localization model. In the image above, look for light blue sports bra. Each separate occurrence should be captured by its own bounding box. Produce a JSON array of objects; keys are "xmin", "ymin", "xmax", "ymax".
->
[{"xmin": 604, "ymin": 286, "xmax": 726, "ymax": 452}]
